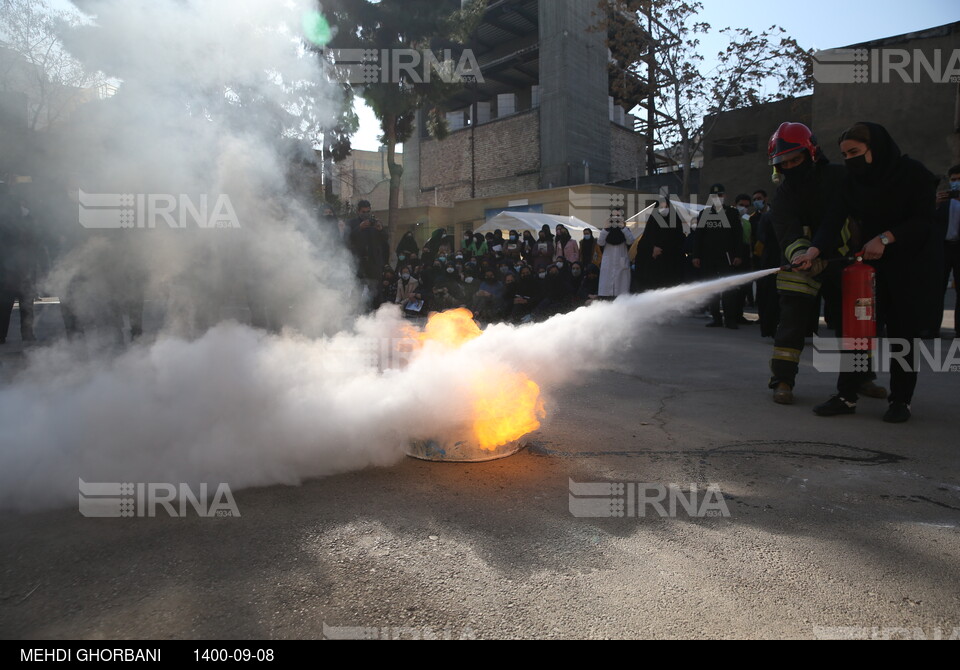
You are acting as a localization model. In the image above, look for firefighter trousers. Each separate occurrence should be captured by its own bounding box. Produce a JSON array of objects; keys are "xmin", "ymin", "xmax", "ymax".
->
[{"xmin": 769, "ymin": 293, "xmax": 817, "ymax": 389}]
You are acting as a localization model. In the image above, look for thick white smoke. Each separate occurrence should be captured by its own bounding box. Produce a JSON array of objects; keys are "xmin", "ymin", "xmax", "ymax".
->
[
  {"xmin": 0, "ymin": 0, "xmax": 779, "ymax": 511},
  {"xmin": 0, "ymin": 270, "xmax": 775, "ymax": 511},
  {"xmin": 44, "ymin": 0, "xmax": 356, "ymax": 338}
]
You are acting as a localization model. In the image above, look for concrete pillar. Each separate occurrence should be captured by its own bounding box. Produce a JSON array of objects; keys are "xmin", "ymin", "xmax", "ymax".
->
[{"xmin": 538, "ymin": 0, "xmax": 611, "ymax": 187}]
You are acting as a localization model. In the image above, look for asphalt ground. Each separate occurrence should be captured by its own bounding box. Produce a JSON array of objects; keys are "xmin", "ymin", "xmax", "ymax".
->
[{"xmin": 0, "ymin": 297, "xmax": 958, "ymax": 640}]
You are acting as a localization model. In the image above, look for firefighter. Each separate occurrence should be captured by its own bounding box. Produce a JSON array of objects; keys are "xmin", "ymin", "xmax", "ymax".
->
[
  {"xmin": 766, "ymin": 123, "xmax": 852, "ymax": 404},
  {"xmin": 812, "ymin": 122, "xmax": 939, "ymax": 423}
]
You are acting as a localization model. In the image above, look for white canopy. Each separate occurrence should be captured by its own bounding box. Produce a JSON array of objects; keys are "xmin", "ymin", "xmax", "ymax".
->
[
  {"xmin": 626, "ymin": 201, "xmax": 707, "ymax": 237},
  {"xmin": 476, "ymin": 212, "xmax": 601, "ymax": 242}
]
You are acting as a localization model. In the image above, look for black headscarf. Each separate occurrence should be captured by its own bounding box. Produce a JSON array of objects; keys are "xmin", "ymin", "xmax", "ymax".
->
[
  {"xmin": 543, "ymin": 264, "xmax": 571, "ymax": 301},
  {"xmin": 397, "ymin": 231, "xmax": 419, "ymax": 256},
  {"xmin": 838, "ymin": 121, "xmax": 938, "ymax": 251},
  {"xmin": 421, "ymin": 228, "xmax": 446, "ymax": 264},
  {"xmin": 578, "ymin": 263, "xmax": 601, "ymax": 298},
  {"xmin": 839, "ymin": 122, "xmax": 903, "ymax": 185},
  {"xmin": 569, "ymin": 262, "xmax": 585, "ymax": 292},
  {"xmin": 516, "ymin": 269, "xmax": 541, "ymax": 300}
]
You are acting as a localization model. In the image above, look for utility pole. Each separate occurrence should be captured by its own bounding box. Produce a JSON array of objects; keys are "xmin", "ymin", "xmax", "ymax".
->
[{"xmin": 645, "ymin": 10, "xmax": 657, "ymax": 176}]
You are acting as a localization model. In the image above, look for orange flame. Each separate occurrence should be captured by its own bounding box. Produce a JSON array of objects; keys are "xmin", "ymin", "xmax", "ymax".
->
[
  {"xmin": 471, "ymin": 372, "xmax": 545, "ymax": 451},
  {"xmin": 415, "ymin": 309, "xmax": 545, "ymax": 450},
  {"xmin": 417, "ymin": 308, "xmax": 482, "ymax": 348}
]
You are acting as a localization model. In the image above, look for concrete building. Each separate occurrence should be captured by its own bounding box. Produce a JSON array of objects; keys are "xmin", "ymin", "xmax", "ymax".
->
[
  {"xmin": 331, "ymin": 148, "xmax": 403, "ymax": 211},
  {"xmin": 700, "ymin": 96, "xmax": 813, "ymax": 200},
  {"xmin": 812, "ymin": 21, "xmax": 960, "ymax": 180},
  {"xmin": 701, "ymin": 21, "xmax": 960, "ymax": 200},
  {"xmin": 401, "ymin": 0, "xmax": 646, "ymax": 210}
]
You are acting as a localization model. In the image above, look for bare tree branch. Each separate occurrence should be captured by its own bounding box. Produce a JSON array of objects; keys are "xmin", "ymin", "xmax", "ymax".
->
[{"xmin": 0, "ymin": 0, "xmax": 106, "ymax": 131}]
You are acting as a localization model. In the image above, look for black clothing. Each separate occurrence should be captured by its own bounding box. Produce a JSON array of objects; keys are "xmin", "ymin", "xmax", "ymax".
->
[
  {"xmin": 420, "ymin": 230, "xmax": 446, "ymax": 267},
  {"xmin": 644, "ymin": 210, "xmax": 687, "ymax": 289},
  {"xmin": 348, "ymin": 216, "xmax": 388, "ymax": 280},
  {"xmin": 577, "ymin": 265, "xmax": 601, "ymax": 303},
  {"xmin": 772, "ymin": 157, "xmax": 848, "ymax": 262},
  {"xmin": 695, "ymin": 204, "xmax": 743, "ymax": 326},
  {"xmin": 754, "ymin": 210, "xmax": 781, "ymax": 337},
  {"xmin": 834, "ymin": 122, "xmax": 939, "ymax": 404},
  {"xmin": 0, "ymin": 196, "xmax": 40, "ymax": 342},
  {"xmin": 769, "ymin": 156, "xmax": 849, "ymax": 389},
  {"xmin": 694, "ymin": 205, "xmax": 743, "ymax": 267},
  {"xmin": 397, "ymin": 232, "xmax": 419, "ymax": 257},
  {"xmin": 942, "ymin": 240, "xmax": 959, "ymax": 334}
]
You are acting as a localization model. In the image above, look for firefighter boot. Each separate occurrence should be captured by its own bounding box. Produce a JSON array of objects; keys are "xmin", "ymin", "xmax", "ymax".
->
[{"xmin": 773, "ymin": 383, "xmax": 794, "ymax": 405}]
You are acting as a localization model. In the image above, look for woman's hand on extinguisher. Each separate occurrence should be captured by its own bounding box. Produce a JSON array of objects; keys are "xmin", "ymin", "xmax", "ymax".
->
[{"xmin": 861, "ymin": 233, "xmax": 893, "ymax": 261}]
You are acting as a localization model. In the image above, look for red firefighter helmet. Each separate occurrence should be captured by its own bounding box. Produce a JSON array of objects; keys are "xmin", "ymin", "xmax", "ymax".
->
[{"xmin": 768, "ymin": 122, "xmax": 818, "ymax": 166}]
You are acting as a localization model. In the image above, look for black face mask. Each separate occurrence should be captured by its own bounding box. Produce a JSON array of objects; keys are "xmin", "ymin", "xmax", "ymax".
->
[
  {"xmin": 781, "ymin": 158, "xmax": 813, "ymax": 180},
  {"xmin": 845, "ymin": 154, "xmax": 870, "ymax": 178}
]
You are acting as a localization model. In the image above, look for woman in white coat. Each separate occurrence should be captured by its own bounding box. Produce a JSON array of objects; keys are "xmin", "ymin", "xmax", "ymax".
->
[{"xmin": 597, "ymin": 215, "xmax": 636, "ymax": 298}]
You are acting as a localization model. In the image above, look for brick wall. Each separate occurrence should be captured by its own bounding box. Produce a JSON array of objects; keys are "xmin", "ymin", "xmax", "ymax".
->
[
  {"xmin": 417, "ymin": 110, "xmax": 540, "ymax": 207},
  {"xmin": 610, "ymin": 124, "xmax": 644, "ymax": 184},
  {"xmin": 474, "ymin": 111, "xmax": 541, "ymax": 198}
]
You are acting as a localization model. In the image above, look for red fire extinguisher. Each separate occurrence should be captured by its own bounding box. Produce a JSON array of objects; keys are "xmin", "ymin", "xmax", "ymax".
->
[{"xmin": 842, "ymin": 257, "xmax": 877, "ymax": 349}]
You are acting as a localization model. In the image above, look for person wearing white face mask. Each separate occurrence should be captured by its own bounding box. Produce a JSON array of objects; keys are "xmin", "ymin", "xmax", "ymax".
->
[
  {"xmin": 935, "ymin": 164, "xmax": 960, "ymax": 337},
  {"xmin": 533, "ymin": 263, "xmax": 573, "ymax": 321},
  {"xmin": 431, "ymin": 262, "xmax": 465, "ymax": 312},
  {"xmin": 579, "ymin": 228, "xmax": 601, "ymax": 267},
  {"xmin": 504, "ymin": 229, "xmax": 523, "ymax": 263},
  {"xmin": 395, "ymin": 265, "xmax": 420, "ymax": 310}
]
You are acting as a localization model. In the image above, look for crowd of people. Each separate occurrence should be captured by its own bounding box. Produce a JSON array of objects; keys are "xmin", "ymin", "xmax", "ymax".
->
[
  {"xmin": 3, "ymin": 124, "xmax": 958, "ymax": 430},
  {"xmin": 339, "ymin": 139, "xmax": 956, "ymax": 357},
  {"xmin": 343, "ymin": 200, "xmax": 607, "ymax": 324},
  {"xmin": 340, "ymin": 120, "xmax": 957, "ymax": 426},
  {"xmin": 341, "ymin": 189, "xmax": 780, "ymax": 330}
]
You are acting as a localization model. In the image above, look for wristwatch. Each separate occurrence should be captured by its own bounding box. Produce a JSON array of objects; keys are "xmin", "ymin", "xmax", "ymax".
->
[{"xmin": 879, "ymin": 234, "xmax": 891, "ymax": 246}]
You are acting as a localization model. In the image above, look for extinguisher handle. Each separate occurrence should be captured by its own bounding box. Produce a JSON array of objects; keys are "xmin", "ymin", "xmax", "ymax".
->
[{"xmin": 780, "ymin": 256, "xmax": 859, "ymax": 272}]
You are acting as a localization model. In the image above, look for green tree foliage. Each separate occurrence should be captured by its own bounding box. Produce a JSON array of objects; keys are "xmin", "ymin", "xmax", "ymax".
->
[{"xmin": 322, "ymin": 0, "xmax": 484, "ymax": 226}]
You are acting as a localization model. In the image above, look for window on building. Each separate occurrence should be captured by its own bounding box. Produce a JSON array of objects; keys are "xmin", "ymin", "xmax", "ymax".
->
[{"xmin": 711, "ymin": 135, "xmax": 759, "ymax": 159}]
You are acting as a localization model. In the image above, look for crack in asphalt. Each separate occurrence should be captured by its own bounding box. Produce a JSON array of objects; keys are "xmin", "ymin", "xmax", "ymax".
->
[
  {"xmin": 881, "ymin": 495, "xmax": 960, "ymax": 512},
  {"xmin": 528, "ymin": 440, "xmax": 907, "ymax": 466}
]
